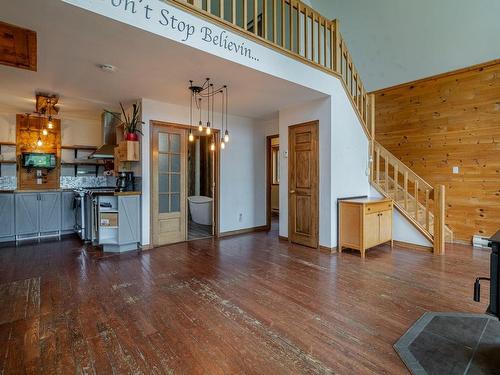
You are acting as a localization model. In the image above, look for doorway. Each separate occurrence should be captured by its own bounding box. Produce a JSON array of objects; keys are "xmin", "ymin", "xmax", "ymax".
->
[
  {"xmin": 151, "ymin": 121, "xmax": 219, "ymax": 247},
  {"xmin": 288, "ymin": 121, "xmax": 319, "ymax": 248},
  {"xmin": 266, "ymin": 134, "xmax": 280, "ymax": 232}
]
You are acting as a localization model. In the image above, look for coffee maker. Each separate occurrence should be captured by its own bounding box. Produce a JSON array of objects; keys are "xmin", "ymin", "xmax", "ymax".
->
[{"xmin": 116, "ymin": 171, "xmax": 135, "ymax": 192}]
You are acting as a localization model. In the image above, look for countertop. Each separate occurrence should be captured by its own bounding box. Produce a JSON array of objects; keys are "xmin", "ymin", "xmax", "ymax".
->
[
  {"xmin": 0, "ymin": 189, "xmax": 75, "ymax": 193},
  {"xmin": 92, "ymin": 191, "xmax": 142, "ymax": 196},
  {"xmin": 340, "ymin": 197, "xmax": 392, "ymax": 204}
]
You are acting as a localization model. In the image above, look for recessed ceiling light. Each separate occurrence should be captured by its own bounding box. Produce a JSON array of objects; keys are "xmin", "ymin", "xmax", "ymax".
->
[{"xmin": 98, "ymin": 64, "xmax": 117, "ymax": 73}]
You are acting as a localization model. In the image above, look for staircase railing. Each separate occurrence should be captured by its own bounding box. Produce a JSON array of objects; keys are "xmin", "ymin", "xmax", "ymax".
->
[
  {"xmin": 169, "ymin": 0, "xmax": 369, "ymax": 134},
  {"xmin": 371, "ymin": 139, "xmax": 447, "ymax": 254}
]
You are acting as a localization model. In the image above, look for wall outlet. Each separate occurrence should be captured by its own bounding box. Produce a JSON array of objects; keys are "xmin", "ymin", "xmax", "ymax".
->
[
  {"xmin": 283, "ymin": 151, "xmax": 288, "ymax": 158},
  {"xmin": 452, "ymin": 166, "xmax": 460, "ymax": 174}
]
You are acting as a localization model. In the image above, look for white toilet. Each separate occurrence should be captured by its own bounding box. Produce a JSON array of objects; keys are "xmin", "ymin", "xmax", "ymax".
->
[{"xmin": 188, "ymin": 196, "xmax": 213, "ymax": 226}]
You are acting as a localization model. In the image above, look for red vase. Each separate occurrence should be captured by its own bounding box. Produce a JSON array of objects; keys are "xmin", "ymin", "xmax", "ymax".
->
[{"xmin": 126, "ymin": 132, "xmax": 138, "ymax": 141}]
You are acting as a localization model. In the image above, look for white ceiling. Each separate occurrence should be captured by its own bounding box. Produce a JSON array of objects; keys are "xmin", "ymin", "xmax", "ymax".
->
[
  {"xmin": 310, "ymin": 0, "xmax": 500, "ymax": 91},
  {"xmin": 0, "ymin": 0, "xmax": 325, "ymax": 121}
]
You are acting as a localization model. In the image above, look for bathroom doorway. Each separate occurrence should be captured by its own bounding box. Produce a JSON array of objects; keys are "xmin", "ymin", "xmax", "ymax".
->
[
  {"xmin": 150, "ymin": 121, "xmax": 219, "ymax": 247},
  {"xmin": 266, "ymin": 134, "xmax": 280, "ymax": 233},
  {"xmin": 187, "ymin": 132, "xmax": 217, "ymax": 240}
]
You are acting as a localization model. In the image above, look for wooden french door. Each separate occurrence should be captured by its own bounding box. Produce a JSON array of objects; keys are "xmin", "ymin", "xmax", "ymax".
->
[
  {"xmin": 288, "ymin": 121, "xmax": 319, "ymax": 248},
  {"xmin": 152, "ymin": 125, "xmax": 187, "ymax": 246}
]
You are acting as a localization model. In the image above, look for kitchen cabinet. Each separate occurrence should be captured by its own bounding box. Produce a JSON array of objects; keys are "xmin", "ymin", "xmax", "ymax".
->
[
  {"xmin": 39, "ymin": 192, "xmax": 61, "ymax": 233},
  {"xmin": 0, "ymin": 194, "xmax": 15, "ymax": 241},
  {"xmin": 15, "ymin": 193, "xmax": 39, "ymax": 236},
  {"xmin": 339, "ymin": 198, "xmax": 393, "ymax": 258},
  {"xmin": 97, "ymin": 194, "xmax": 140, "ymax": 252},
  {"xmin": 61, "ymin": 191, "xmax": 76, "ymax": 232},
  {"xmin": 15, "ymin": 192, "xmax": 66, "ymax": 238}
]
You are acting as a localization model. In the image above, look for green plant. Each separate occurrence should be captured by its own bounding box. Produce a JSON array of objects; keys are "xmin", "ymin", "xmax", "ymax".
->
[{"xmin": 105, "ymin": 102, "xmax": 144, "ymax": 135}]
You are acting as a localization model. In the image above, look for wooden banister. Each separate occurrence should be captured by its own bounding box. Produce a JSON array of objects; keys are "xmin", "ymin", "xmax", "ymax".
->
[{"xmin": 170, "ymin": 0, "xmax": 370, "ymax": 136}]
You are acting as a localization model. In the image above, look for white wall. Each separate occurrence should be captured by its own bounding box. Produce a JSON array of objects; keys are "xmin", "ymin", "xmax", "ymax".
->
[
  {"xmin": 0, "ymin": 110, "xmax": 101, "ymax": 146},
  {"xmin": 279, "ymin": 97, "xmax": 332, "ymax": 248},
  {"xmin": 310, "ymin": 0, "xmax": 500, "ymax": 90},
  {"xmin": 64, "ymin": 0, "xmax": 429, "ymax": 248},
  {"xmin": 140, "ymin": 98, "xmax": 278, "ymax": 245},
  {"xmin": 330, "ymin": 83, "xmax": 371, "ymax": 248}
]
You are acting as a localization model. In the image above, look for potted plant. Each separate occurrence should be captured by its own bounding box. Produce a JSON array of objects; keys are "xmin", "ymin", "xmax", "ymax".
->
[{"xmin": 105, "ymin": 102, "xmax": 144, "ymax": 141}]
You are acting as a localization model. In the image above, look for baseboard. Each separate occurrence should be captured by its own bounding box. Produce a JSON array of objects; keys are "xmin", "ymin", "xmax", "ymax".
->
[
  {"xmin": 393, "ymin": 240, "xmax": 433, "ymax": 252},
  {"xmin": 319, "ymin": 245, "xmax": 338, "ymax": 254},
  {"xmin": 139, "ymin": 244, "xmax": 154, "ymax": 251},
  {"xmin": 278, "ymin": 235, "xmax": 288, "ymax": 242},
  {"xmin": 219, "ymin": 225, "xmax": 268, "ymax": 238}
]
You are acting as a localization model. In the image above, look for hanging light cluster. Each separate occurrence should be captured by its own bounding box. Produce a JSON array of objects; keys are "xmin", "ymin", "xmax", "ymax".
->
[
  {"xmin": 189, "ymin": 78, "xmax": 230, "ymax": 152},
  {"xmin": 32, "ymin": 94, "xmax": 59, "ymax": 147}
]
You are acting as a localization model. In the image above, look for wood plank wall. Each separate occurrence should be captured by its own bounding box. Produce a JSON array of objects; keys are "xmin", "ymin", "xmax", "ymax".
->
[{"xmin": 373, "ymin": 60, "xmax": 500, "ymax": 243}]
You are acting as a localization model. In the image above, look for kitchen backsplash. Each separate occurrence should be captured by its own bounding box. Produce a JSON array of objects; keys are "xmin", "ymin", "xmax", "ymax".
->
[
  {"xmin": 0, "ymin": 176, "xmax": 117, "ymax": 190},
  {"xmin": 0, "ymin": 177, "xmax": 16, "ymax": 190}
]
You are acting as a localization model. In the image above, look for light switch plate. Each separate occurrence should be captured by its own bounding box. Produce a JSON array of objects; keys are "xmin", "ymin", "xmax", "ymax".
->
[{"xmin": 452, "ymin": 166, "xmax": 459, "ymax": 174}]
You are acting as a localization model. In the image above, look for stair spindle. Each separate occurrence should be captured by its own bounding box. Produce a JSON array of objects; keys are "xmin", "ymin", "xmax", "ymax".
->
[
  {"xmin": 414, "ymin": 180, "xmax": 419, "ymax": 222},
  {"xmin": 425, "ymin": 189, "xmax": 430, "ymax": 231}
]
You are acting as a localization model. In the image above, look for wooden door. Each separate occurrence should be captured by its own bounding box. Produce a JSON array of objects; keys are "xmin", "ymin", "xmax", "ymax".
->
[
  {"xmin": 379, "ymin": 210, "xmax": 392, "ymax": 243},
  {"xmin": 152, "ymin": 125, "xmax": 187, "ymax": 246},
  {"xmin": 288, "ymin": 121, "xmax": 319, "ymax": 248}
]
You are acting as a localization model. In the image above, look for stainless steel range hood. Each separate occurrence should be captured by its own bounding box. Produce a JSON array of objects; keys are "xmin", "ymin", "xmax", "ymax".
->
[{"xmin": 88, "ymin": 112, "xmax": 121, "ymax": 159}]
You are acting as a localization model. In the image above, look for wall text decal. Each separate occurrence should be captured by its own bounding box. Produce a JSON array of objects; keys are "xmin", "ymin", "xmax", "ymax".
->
[{"xmin": 107, "ymin": 0, "xmax": 260, "ymax": 61}]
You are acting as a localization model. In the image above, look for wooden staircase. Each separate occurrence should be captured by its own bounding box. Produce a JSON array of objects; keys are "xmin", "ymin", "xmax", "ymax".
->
[
  {"xmin": 371, "ymin": 140, "xmax": 453, "ymax": 251},
  {"xmin": 172, "ymin": 0, "xmax": 451, "ymax": 254}
]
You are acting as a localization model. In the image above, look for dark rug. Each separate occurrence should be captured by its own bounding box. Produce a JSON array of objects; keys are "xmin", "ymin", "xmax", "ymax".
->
[{"xmin": 394, "ymin": 312, "xmax": 500, "ymax": 374}]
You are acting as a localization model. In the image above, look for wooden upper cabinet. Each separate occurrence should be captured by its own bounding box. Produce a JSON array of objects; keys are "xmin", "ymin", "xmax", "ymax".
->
[{"xmin": 0, "ymin": 21, "xmax": 37, "ymax": 71}]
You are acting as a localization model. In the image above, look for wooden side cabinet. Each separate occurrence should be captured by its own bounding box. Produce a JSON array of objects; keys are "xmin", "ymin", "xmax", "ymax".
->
[{"xmin": 339, "ymin": 198, "xmax": 393, "ymax": 258}]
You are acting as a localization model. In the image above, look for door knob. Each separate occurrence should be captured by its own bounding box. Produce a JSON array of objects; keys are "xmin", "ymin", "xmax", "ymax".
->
[{"xmin": 290, "ymin": 190, "xmax": 295, "ymax": 194}]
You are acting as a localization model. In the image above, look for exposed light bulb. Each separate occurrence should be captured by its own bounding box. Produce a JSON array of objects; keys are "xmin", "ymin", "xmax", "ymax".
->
[
  {"xmin": 198, "ymin": 121, "xmax": 203, "ymax": 132},
  {"xmin": 224, "ymin": 131, "xmax": 229, "ymax": 143},
  {"xmin": 189, "ymin": 132, "xmax": 194, "ymax": 142},
  {"xmin": 220, "ymin": 140, "xmax": 225, "ymax": 150},
  {"xmin": 206, "ymin": 127, "xmax": 211, "ymax": 135},
  {"xmin": 210, "ymin": 142, "xmax": 215, "ymax": 152},
  {"xmin": 47, "ymin": 117, "xmax": 53, "ymax": 129},
  {"xmin": 42, "ymin": 128, "xmax": 48, "ymax": 136},
  {"xmin": 37, "ymin": 137, "xmax": 43, "ymax": 147}
]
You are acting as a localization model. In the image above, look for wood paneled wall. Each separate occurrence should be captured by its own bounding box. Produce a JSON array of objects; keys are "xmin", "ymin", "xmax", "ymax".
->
[
  {"xmin": 374, "ymin": 60, "xmax": 500, "ymax": 243},
  {"xmin": 16, "ymin": 114, "xmax": 61, "ymax": 190}
]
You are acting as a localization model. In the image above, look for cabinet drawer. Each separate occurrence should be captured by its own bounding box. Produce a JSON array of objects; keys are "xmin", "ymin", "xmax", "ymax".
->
[{"xmin": 365, "ymin": 201, "xmax": 392, "ymax": 215}]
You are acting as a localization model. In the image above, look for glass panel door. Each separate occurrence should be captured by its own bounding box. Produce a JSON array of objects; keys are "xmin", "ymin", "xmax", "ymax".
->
[{"xmin": 152, "ymin": 126, "xmax": 187, "ymax": 246}]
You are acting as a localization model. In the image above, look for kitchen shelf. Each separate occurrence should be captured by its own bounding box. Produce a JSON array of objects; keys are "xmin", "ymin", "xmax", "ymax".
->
[
  {"xmin": 61, "ymin": 145, "xmax": 98, "ymax": 150},
  {"xmin": 61, "ymin": 161, "xmax": 104, "ymax": 166},
  {"xmin": 99, "ymin": 209, "xmax": 118, "ymax": 213},
  {"xmin": 0, "ymin": 160, "xmax": 16, "ymax": 164}
]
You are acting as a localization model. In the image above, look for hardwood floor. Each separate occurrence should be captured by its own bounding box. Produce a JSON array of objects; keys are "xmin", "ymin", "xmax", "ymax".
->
[{"xmin": 0, "ymin": 230, "xmax": 490, "ymax": 374}]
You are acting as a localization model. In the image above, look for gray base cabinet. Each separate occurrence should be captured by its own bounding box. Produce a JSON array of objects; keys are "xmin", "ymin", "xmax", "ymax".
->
[
  {"xmin": 61, "ymin": 191, "xmax": 76, "ymax": 232},
  {"xmin": 9, "ymin": 191, "xmax": 76, "ymax": 240},
  {"xmin": 0, "ymin": 194, "xmax": 15, "ymax": 241},
  {"xmin": 15, "ymin": 193, "xmax": 39, "ymax": 236},
  {"xmin": 39, "ymin": 193, "xmax": 62, "ymax": 233},
  {"xmin": 98, "ymin": 195, "xmax": 140, "ymax": 253}
]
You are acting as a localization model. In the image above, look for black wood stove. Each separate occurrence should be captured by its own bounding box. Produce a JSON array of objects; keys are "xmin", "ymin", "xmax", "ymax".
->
[{"xmin": 474, "ymin": 230, "xmax": 500, "ymax": 319}]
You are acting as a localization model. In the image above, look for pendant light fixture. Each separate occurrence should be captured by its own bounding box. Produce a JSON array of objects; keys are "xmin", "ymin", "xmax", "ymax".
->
[
  {"xmin": 189, "ymin": 84, "xmax": 194, "ymax": 142},
  {"xmin": 188, "ymin": 78, "xmax": 230, "ymax": 150},
  {"xmin": 36, "ymin": 114, "xmax": 43, "ymax": 147},
  {"xmin": 220, "ymin": 89, "xmax": 226, "ymax": 149},
  {"xmin": 224, "ymin": 86, "xmax": 230, "ymax": 143}
]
